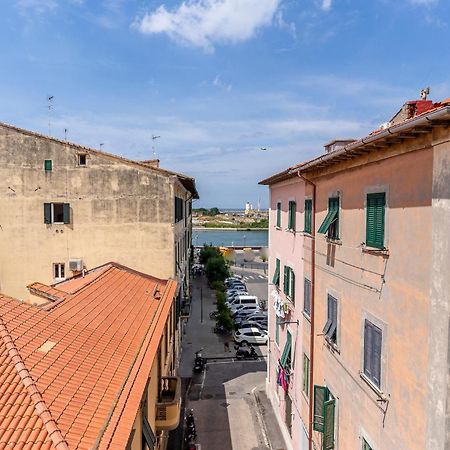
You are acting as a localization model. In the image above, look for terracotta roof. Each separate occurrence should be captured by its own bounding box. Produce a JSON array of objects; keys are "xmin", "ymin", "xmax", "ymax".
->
[
  {"xmin": 0, "ymin": 121, "xmax": 199, "ymax": 199},
  {"xmin": 0, "ymin": 263, "xmax": 177, "ymax": 449}
]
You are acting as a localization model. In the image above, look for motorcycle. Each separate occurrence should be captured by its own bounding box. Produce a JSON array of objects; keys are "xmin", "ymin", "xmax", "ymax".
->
[
  {"xmin": 185, "ymin": 409, "xmax": 197, "ymax": 450},
  {"xmin": 193, "ymin": 349, "xmax": 207, "ymax": 373},
  {"xmin": 213, "ymin": 325, "xmax": 231, "ymax": 335},
  {"xmin": 235, "ymin": 344, "xmax": 258, "ymax": 360}
]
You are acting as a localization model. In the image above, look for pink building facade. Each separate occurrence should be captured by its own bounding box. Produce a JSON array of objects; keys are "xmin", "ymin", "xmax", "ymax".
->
[{"xmin": 261, "ymin": 98, "xmax": 450, "ymax": 450}]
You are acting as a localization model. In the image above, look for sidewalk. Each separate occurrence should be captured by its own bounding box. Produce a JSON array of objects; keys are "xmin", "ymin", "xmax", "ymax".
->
[{"xmin": 178, "ymin": 274, "xmax": 286, "ymax": 450}]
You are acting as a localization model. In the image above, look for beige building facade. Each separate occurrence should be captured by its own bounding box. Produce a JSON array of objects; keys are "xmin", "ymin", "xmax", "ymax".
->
[
  {"xmin": 0, "ymin": 121, "xmax": 198, "ymax": 307},
  {"xmin": 261, "ymin": 98, "xmax": 450, "ymax": 450}
]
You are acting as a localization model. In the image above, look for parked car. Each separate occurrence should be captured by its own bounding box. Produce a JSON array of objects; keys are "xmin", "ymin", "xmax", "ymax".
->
[
  {"xmin": 228, "ymin": 295, "xmax": 258, "ymax": 313},
  {"xmin": 235, "ymin": 315, "xmax": 268, "ymax": 328},
  {"xmin": 231, "ymin": 304, "xmax": 261, "ymax": 317},
  {"xmin": 237, "ymin": 321, "xmax": 267, "ymax": 333},
  {"xmin": 234, "ymin": 327, "xmax": 268, "ymax": 345},
  {"xmin": 242, "ymin": 312, "xmax": 268, "ymax": 324}
]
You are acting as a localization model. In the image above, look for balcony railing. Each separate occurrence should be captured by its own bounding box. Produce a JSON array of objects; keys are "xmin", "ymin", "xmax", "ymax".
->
[{"xmin": 155, "ymin": 376, "xmax": 181, "ymax": 431}]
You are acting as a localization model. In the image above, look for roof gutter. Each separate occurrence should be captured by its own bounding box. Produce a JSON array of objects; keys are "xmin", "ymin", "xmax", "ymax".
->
[{"xmin": 291, "ymin": 106, "xmax": 450, "ymax": 174}]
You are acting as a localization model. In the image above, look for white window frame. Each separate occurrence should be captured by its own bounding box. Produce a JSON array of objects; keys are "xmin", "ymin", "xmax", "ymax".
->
[{"xmin": 53, "ymin": 263, "xmax": 65, "ymax": 281}]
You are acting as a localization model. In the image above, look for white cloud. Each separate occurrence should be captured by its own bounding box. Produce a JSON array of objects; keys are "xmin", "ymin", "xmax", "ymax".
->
[
  {"xmin": 212, "ymin": 75, "xmax": 232, "ymax": 92},
  {"xmin": 134, "ymin": 0, "xmax": 280, "ymax": 51},
  {"xmin": 321, "ymin": 0, "xmax": 332, "ymax": 11},
  {"xmin": 409, "ymin": 0, "xmax": 437, "ymax": 4},
  {"xmin": 16, "ymin": 0, "xmax": 58, "ymax": 13}
]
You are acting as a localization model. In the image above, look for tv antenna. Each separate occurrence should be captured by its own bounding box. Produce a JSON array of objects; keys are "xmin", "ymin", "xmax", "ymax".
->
[
  {"xmin": 47, "ymin": 95, "xmax": 54, "ymax": 136},
  {"xmin": 152, "ymin": 135, "xmax": 161, "ymax": 158},
  {"xmin": 99, "ymin": 143, "xmax": 104, "ymax": 150}
]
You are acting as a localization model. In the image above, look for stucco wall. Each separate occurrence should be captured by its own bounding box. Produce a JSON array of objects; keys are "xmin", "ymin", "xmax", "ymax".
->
[
  {"xmin": 267, "ymin": 177, "xmax": 306, "ymax": 450},
  {"xmin": 311, "ymin": 147, "xmax": 433, "ymax": 450},
  {"xmin": 428, "ymin": 131, "xmax": 450, "ymax": 450},
  {"xmin": 0, "ymin": 125, "xmax": 193, "ymax": 300}
]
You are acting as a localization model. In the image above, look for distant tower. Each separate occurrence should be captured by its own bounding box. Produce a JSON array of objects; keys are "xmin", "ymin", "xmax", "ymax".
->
[
  {"xmin": 245, "ymin": 201, "xmax": 251, "ymax": 215},
  {"xmin": 257, "ymin": 197, "xmax": 261, "ymax": 212}
]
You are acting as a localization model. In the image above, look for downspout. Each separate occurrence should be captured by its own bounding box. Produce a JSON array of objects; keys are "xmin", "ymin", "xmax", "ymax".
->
[{"xmin": 297, "ymin": 171, "xmax": 316, "ymax": 450}]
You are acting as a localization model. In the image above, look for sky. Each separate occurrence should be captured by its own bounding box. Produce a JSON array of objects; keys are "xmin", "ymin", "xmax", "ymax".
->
[{"xmin": 1, "ymin": 0, "xmax": 450, "ymax": 208}]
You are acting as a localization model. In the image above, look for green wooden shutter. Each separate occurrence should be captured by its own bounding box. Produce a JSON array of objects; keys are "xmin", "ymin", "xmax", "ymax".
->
[
  {"xmin": 273, "ymin": 258, "xmax": 280, "ymax": 285},
  {"xmin": 44, "ymin": 203, "xmax": 51, "ymax": 224},
  {"xmin": 318, "ymin": 198, "xmax": 339, "ymax": 235},
  {"xmin": 63, "ymin": 203, "xmax": 70, "ymax": 224},
  {"xmin": 288, "ymin": 201, "xmax": 296, "ymax": 230},
  {"xmin": 362, "ymin": 439, "xmax": 373, "ymax": 450},
  {"xmin": 280, "ymin": 332, "xmax": 292, "ymax": 368},
  {"xmin": 275, "ymin": 319, "xmax": 280, "ymax": 345},
  {"xmin": 276, "ymin": 202, "xmax": 281, "ymax": 227},
  {"xmin": 292, "ymin": 201, "xmax": 296, "ymax": 230},
  {"xmin": 366, "ymin": 193, "xmax": 385, "ymax": 248},
  {"xmin": 44, "ymin": 160, "xmax": 52, "ymax": 171},
  {"xmin": 283, "ymin": 266, "xmax": 289, "ymax": 294},
  {"xmin": 303, "ymin": 354, "xmax": 309, "ymax": 397},
  {"xmin": 323, "ymin": 398, "xmax": 336, "ymax": 449},
  {"xmin": 304, "ymin": 199, "xmax": 312, "ymax": 233},
  {"xmin": 313, "ymin": 385, "xmax": 327, "ymax": 432}
]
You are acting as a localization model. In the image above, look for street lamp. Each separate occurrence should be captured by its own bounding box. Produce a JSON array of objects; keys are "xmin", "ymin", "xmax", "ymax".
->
[{"xmin": 243, "ymin": 234, "xmax": 246, "ymax": 247}]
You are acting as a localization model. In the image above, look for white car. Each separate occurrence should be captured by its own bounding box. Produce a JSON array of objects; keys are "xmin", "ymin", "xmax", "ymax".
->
[
  {"xmin": 237, "ymin": 321, "xmax": 267, "ymax": 333},
  {"xmin": 234, "ymin": 327, "xmax": 268, "ymax": 345}
]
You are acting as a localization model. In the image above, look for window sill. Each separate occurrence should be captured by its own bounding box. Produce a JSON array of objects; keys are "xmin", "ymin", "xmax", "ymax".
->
[
  {"xmin": 324, "ymin": 336, "xmax": 340, "ymax": 354},
  {"xmin": 362, "ymin": 246, "xmax": 389, "ymax": 257},
  {"xmin": 275, "ymin": 226, "xmax": 282, "ymax": 230},
  {"xmin": 359, "ymin": 372, "xmax": 387, "ymax": 401},
  {"xmin": 302, "ymin": 311, "xmax": 311, "ymax": 323},
  {"xmin": 326, "ymin": 237, "xmax": 342, "ymax": 245},
  {"xmin": 303, "ymin": 231, "xmax": 313, "ymax": 237}
]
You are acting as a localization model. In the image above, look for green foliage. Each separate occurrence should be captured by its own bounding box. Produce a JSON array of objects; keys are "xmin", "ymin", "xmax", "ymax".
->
[
  {"xmin": 199, "ymin": 245, "xmax": 221, "ymax": 265},
  {"xmin": 193, "ymin": 207, "xmax": 220, "ymax": 216},
  {"xmin": 211, "ymin": 280, "xmax": 225, "ymax": 292},
  {"xmin": 216, "ymin": 309, "xmax": 234, "ymax": 331},
  {"xmin": 205, "ymin": 256, "xmax": 229, "ymax": 283}
]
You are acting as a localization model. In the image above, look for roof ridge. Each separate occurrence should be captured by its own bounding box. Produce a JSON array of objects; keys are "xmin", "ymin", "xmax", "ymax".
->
[{"xmin": 0, "ymin": 316, "xmax": 69, "ymax": 450}]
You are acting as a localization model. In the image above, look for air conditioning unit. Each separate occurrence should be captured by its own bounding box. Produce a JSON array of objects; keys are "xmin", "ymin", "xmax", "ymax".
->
[{"xmin": 69, "ymin": 259, "xmax": 83, "ymax": 272}]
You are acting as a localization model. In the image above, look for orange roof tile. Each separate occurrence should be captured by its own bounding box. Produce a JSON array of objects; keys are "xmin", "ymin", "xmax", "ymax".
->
[{"xmin": 0, "ymin": 263, "xmax": 177, "ymax": 449}]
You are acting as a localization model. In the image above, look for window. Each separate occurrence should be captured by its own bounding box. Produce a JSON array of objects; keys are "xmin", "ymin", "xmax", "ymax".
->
[
  {"xmin": 362, "ymin": 439, "xmax": 374, "ymax": 450},
  {"xmin": 318, "ymin": 197, "xmax": 339, "ymax": 240},
  {"xmin": 304, "ymin": 199, "xmax": 312, "ymax": 234},
  {"xmin": 283, "ymin": 266, "xmax": 295, "ymax": 302},
  {"xmin": 366, "ymin": 192, "xmax": 386, "ymax": 249},
  {"xmin": 280, "ymin": 331, "xmax": 292, "ymax": 370},
  {"xmin": 288, "ymin": 201, "xmax": 296, "ymax": 230},
  {"xmin": 323, "ymin": 294, "xmax": 338, "ymax": 344},
  {"xmin": 44, "ymin": 159, "xmax": 52, "ymax": 171},
  {"xmin": 78, "ymin": 153, "xmax": 87, "ymax": 166},
  {"xmin": 44, "ymin": 203, "xmax": 70, "ymax": 224},
  {"xmin": 174, "ymin": 197, "xmax": 184, "ymax": 223},
  {"xmin": 272, "ymin": 258, "xmax": 280, "ymax": 286},
  {"xmin": 276, "ymin": 202, "xmax": 281, "ymax": 228},
  {"xmin": 313, "ymin": 386, "xmax": 336, "ymax": 449},
  {"xmin": 53, "ymin": 263, "xmax": 65, "ymax": 280},
  {"xmin": 363, "ymin": 320, "xmax": 382, "ymax": 388},
  {"xmin": 304, "ymin": 278, "xmax": 311, "ymax": 317},
  {"xmin": 303, "ymin": 354, "xmax": 310, "ymax": 398}
]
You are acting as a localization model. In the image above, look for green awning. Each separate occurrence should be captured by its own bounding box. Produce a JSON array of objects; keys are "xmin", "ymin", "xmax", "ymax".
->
[
  {"xmin": 280, "ymin": 335, "xmax": 292, "ymax": 368},
  {"xmin": 317, "ymin": 209, "xmax": 338, "ymax": 234}
]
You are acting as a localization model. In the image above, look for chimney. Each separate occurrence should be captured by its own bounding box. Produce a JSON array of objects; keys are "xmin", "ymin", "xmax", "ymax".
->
[
  {"xmin": 140, "ymin": 159, "xmax": 160, "ymax": 168},
  {"xmin": 324, "ymin": 139, "xmax": 356, "ymax": 154}
]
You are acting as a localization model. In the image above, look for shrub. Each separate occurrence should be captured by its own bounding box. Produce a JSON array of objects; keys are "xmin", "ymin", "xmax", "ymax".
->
[
  {"xmin": 216, "ymin": 309, "xmax": 234, "ymax": 331},
  {"xmin": 199, "ymin": 245, "xmax": 221, "ymax": 265},
  {"xmin": 205, "ymin": 256, "xmax": 230, "ymax": 283},
  {"xmin": 211, "ymin": 280, "xmax": 225, "ymax": 292}
]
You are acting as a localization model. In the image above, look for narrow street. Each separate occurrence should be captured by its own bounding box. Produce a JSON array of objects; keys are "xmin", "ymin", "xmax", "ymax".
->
[{"xmin": 176, "ymin": 264, "xmax": 285, "ymax": 450}]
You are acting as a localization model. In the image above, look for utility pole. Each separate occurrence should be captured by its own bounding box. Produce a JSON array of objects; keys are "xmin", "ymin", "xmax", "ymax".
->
[{"xmin": 200, "ymin": 286, "xmax": 203, "ymax": 323}]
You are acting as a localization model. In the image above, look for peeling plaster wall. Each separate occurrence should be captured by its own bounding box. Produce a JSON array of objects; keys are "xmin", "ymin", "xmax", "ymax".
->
[{"xmin": 0, "ymin": 125, "xmax": 193, "ymax": 300}]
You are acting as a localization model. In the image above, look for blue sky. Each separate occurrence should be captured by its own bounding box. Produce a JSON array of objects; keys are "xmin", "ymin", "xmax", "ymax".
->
[{"xmin": 1, "ymin": 0, "xmax": 449, "ymax": 208}]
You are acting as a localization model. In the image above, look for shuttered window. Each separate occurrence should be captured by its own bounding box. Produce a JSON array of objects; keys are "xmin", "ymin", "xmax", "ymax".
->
[
  {"xmin": 318, "ymin": 197, "xmax": 339, "ymax": 239},
  {"xmin": 313, "ymin": 385, "xmax": 326, "ymax": 432},
  {"xmin": 364, "ymin": 320, "xmax": 382, "ymax": 388},
  {"xmin": 288, "ymin": 201, "xmax": 296, "ymax": 230},
  {"xmin": 276, "ymin": 202, "xmax": 281, "ymax": 228},
  {"xmin": 314, "ymin": 385, "xmax": 336, "ymax": 449},
  {"xmin": 44, "ymin": 159, "xmax": 52, "ymax": 171},
  {"xmin": 304, "ymin": 199, "xmax": 312, "ymax": 234},
  {"xmin": 283, "ymin": 266, "xmax": 295, "ymax": 301},
  {"xmin": 362, "ymin": 439, "xmax": 373, "ymax": 450},
  {"xmin": 275, "ymin": 319, "xmax": 280, "ymax": 345},
  {"xmin": 273, "ymin": 258, "xmax": 280, "ymax": 286},
  {"xmin": 280, "ymin": 331, "xmax": 292, "ymax": 369},
  {"xmin": 174, "ymin": 197, "xmax": 184, "ymax": 223},
  {"xmin": 323, "ymin": 295, "xmax": 337, "ymax": 344},
  {"xmin": 303, "ymin": 354, "xmax": 310, "ymax": 397},
  {"xmin": 323, "ymin": 398, "xmax": 336, "ymax": 449},
  {"xmin": 304, "ymin": 278, "xmax": 311, "ymax": 317},
  {"xmin": 44, "ymin": 203, "xmax": 70, "ymax": 224},
  {"xmin": 366, "ymin": 193, "xmax": 385, "ymax": 249}
]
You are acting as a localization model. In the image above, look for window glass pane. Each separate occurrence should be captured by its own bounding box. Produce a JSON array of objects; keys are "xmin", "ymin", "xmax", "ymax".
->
[{"xmin": 53, "ymin": 203, "xmax": 64, "ymax": 223}]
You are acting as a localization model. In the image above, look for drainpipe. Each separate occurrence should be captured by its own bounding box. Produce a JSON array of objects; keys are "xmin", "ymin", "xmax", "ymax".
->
[{"xmin": 297, "ymin": 172, "xmax": 316, "ymax": 450}]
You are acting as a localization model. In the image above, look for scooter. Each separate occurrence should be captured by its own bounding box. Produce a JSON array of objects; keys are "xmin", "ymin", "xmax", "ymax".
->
[
  {"xmin": 235, "ymin": 344, "xmax": 258, "ymax": 360},
  {"xmin": 193, "ymin": 349, "xmax": 207, "ymax": 373}
]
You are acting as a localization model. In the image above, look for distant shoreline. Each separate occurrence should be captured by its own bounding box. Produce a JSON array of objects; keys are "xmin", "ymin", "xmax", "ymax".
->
[{"xmin": 193, "ymin": 227, "xmax": 269, "ymax": 231}]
